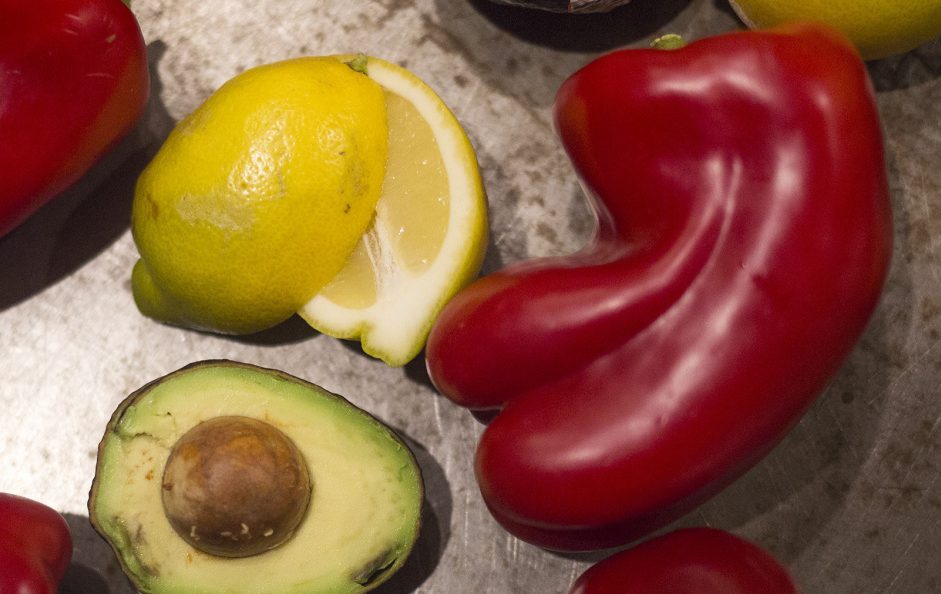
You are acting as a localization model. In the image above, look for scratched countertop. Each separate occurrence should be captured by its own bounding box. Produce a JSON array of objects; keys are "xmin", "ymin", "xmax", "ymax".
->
[{"xmin": 2, "ymin": 1, "xmax": 940, "ymax": 592}]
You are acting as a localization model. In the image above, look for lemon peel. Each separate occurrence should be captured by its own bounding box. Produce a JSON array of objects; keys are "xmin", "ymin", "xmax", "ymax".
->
[
  {"xmin": 131, "ymin": 57, "xmax": 388, "ymax": 335},
  {"xmin": 728, "ymin": 0, "xmax": 941, "ymax": 60}
]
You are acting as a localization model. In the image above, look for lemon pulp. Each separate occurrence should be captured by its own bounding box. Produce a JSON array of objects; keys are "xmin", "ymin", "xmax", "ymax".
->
[
  {"xmin": 317, "ymin": 91, "xmax": 450, "ymax": 307},
  {"xmin": 300, "ymin": 56, "xmax": 488, "ymax": 367}
]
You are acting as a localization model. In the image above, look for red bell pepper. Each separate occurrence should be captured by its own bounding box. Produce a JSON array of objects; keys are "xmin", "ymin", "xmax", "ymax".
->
[
  {"xmin": 426, "ymin": 23, "xmax": 892, "ymax": 551},
  {"xmin": 569, "ymin": 528, "xmax": 797, "ymax": 594},
  {"xmin": 0, "ymin": 493, "xmax": 73, "ymax": 594},
  {"xmin": 0, "ymin": 0, "xmax": 149, "ymax": 238}
]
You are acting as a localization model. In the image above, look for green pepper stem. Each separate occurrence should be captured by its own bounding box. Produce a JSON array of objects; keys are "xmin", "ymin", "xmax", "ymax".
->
[{"xmin": 650, "ymin": 34, "xmax": 687, "ymax": 50}]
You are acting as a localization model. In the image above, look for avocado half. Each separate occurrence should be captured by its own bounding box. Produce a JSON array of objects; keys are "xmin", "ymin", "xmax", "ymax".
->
[{"xmin": 89, "ymin": 360, "xmax": 423, "ymax": 594}]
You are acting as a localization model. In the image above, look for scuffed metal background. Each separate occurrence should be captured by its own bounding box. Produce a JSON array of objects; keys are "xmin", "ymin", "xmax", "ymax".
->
[{"xmin": 1, "ymin": 1, "xmax": 940, "ymax": 592}]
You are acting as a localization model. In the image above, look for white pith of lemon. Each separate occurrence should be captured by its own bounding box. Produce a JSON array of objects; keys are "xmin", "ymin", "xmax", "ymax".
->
[{"xmin": 299, "ymin": 56, "xmax": 488, "ymax": 367}]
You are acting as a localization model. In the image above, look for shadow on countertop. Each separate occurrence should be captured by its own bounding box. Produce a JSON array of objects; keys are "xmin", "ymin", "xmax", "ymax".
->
[
  {"xmin": 62, "ymin": 512, "xmax": 129, "ymax": 594},
  {"xmin": 868, "ymin": 37, "xmax": 941, "ymax": 91},
  {"xmin": 374, "ymin": 435, "xmax": 452, "ymax": 594}
]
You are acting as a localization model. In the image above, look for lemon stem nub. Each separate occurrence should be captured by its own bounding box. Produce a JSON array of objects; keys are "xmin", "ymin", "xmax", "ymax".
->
[
  {"xmin": 651, "ymin": 34, "xmax": 687, "ymax": 50},
  {"xmin": 345, "ymin": 54, "xmax": 369, "ymax": 75}
]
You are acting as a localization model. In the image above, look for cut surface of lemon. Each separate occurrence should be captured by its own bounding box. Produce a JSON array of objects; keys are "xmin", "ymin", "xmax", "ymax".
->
[{"xmin": 299, "ymin": 56, "xmax": 488, "ymax": 367}]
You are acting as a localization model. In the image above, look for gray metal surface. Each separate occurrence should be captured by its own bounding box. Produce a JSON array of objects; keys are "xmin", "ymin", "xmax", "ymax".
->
[{"xmin": 1, "ymin": 1, "xmax": 939, "ymax": 592}]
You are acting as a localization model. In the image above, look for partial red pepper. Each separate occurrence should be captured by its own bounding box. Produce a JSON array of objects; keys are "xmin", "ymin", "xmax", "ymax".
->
[
  {"xmin": 0, "ymin": 493, "xmax": 73, "ymax": 594},
  {"xmin": 426, "ymin": 23, "xmax": 892, "ymax": 551},
  {"xmin": 569, "ymin": 528, "xmax": 797, "ymax": 594},
  {"xmin": 0, "ymin": 0, "xmax": 149, "ymax": 238}
]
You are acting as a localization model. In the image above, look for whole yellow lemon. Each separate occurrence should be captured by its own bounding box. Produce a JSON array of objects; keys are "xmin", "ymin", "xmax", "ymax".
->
[
  {"xmin": 728, "ymin": 0, "xmax": 941, "ymax": 60},
  {"xmin": 131, "ymin": 57, "xmax": 388, "ymax": 334}
]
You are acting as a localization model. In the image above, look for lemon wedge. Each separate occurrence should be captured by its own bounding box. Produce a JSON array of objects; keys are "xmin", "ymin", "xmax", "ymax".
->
[{"xmin": 299, "ymin": 56, "xmax": 488, "ymax": 367}]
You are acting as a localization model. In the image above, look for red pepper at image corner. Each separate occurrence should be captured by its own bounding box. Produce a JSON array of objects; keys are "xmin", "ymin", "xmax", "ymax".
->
[
  {"xmin": 0, "ymin": 493, "xmax": 73, "ymax": 594},
  {"xmin": 425, "ymin": 23, "xmax": 893, "ymax": 551},
  {"xmin": 568, "ymin": 528, "xmax": 798, "ymax": 594},
  {"xmin": 0, "ymin": 0, "xmax": 149, "ymax": 238}
]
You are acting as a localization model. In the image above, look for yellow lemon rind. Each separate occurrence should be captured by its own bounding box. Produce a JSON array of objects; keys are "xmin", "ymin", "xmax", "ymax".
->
[{"xmin": 727, "ymin": 0, "xmax": 941, "ymax": 60}]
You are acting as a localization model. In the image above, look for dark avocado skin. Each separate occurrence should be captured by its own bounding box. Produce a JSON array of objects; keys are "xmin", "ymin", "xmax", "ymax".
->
[{"xmin": 88, "ymin": 359, "xmax": 424, "ymax": 594}]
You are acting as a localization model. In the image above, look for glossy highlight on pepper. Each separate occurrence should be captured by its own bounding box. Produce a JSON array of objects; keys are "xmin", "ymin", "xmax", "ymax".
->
[
  {"xmin": 0, "ymin": 0, "xmax": 149, "ymax": 238},
  {"xmin": 425, "ymin": 23, "xmax": 893, "ymax": 551},
  {"xmin": 569, "ymin": 528, "xmax": 797, "ymax": 594},
  {"xmin": 0, "ymin": 492, "xmax": 73, "ymax": 594}
]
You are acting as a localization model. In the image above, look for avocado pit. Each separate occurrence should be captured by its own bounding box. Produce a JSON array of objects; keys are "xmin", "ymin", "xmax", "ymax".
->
[{"xmin": 160, "ymin": 415, "xmax": 311, "ymax": 558}]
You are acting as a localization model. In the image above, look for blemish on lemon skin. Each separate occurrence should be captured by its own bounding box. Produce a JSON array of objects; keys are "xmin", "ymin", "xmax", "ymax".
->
[
  {"xmin": 147, "ymin": 194, "xmax": 160, "ymax": 220},
  {"xmin": 346, "ymin": 157, "xmax": 370, "ymax": 198}
]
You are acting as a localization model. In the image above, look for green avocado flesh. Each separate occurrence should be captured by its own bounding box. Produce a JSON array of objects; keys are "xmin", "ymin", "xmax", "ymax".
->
[{"xmin": 89, "ymin": 360, "xmax": 423, "ymax": 594}]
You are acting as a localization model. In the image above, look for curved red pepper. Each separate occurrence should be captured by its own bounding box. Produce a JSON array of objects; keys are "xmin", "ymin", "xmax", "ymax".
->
[
  {"xmin": 0, "ymin": 0, "xmax": 149, "ymax": 238},
  {"xmin": 569, "ymin": 528, "xmax": 797, "ymax": 594},
  {"xmin": 426, "ymin": 23, "xmax": 892, "ymax": 551},
  {"xmin": 0, "ymin": 493, "xmax": 72, "ymax": 594}
]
